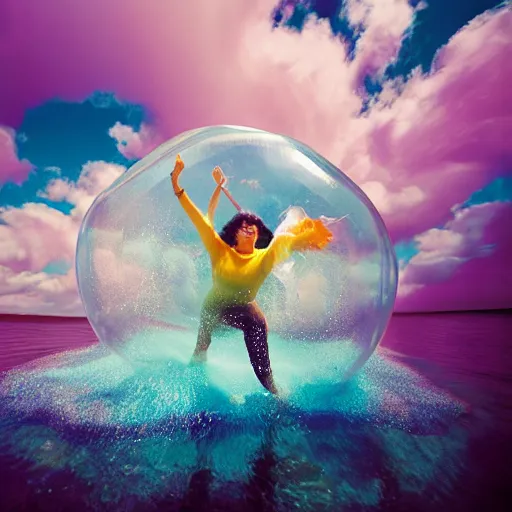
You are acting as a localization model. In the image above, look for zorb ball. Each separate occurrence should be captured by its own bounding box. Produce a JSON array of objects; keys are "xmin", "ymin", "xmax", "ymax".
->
[{"xmin": 76, "ymin": 125, "xmax": 398, "ymax": 385}]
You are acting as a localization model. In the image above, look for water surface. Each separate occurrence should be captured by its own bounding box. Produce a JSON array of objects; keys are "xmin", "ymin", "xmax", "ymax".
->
[{"xmin": 0, "ymin": 311, "xmax": 510, "ymax": 511}]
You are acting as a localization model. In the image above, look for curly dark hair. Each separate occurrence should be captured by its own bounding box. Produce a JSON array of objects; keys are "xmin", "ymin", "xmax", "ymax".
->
[{"xmin": 219, "ymin": 212, "xmax": 274, "ymax": 249}]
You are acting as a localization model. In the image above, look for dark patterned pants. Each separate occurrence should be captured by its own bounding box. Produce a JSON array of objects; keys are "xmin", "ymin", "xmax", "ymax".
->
[{"xmin": 193, "ymin": 301, "xmax": 278, "ymax": 394}]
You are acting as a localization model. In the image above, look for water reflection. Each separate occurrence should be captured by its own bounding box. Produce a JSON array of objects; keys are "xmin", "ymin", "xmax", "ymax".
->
[{"xmin": 0, "ymin": 311, "xmax": 510, "ymax": 510}]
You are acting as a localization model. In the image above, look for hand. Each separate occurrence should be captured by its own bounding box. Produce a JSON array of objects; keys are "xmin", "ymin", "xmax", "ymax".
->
[
  {"xmin": 171, "ymin": 154, "xmax": 185, "ymax": 181},
  {"xmin": 212, "ymin": 166, "xmax": 227, "ymax": 187}
]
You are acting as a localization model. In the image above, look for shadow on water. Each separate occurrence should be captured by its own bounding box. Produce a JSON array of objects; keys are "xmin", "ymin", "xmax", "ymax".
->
[
  {"xmin": 178, "ymin": 419, "xmax": 279, "ymax": 512},
  {"xmin": 0, "ymin": 397, "xmax": 509, "ymax": 511}
]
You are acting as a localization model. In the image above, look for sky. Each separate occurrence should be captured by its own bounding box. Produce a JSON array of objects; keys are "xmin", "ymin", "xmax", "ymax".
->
[{"xmin": 0, "ymin": 0, "xmax": 510, "ymax": 316}]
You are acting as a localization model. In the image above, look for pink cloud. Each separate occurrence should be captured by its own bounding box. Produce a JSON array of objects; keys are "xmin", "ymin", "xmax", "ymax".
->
[
  {"xmin": 343, "ymin": 7, "xmax": 511, "ymax": 241},
  {"xmin": 0, "ymin": 203, "xmax": 78, "ymax": 273},
  {"xmin": 0, "ymin": 126, "xmax": 34, "ymax": 184},
  {"xmin": 0, "ymin": 0, "xmax": 509, "ymax": 313},
  {"xmin": 0, "ymin": 265, "xmax": 83, "ymax": 316},
  {"xmin": 1, "ymin": 0, "xmax": 507, "ymax": 244},
  {"xmin": 346, "ymin": 0, "xmax": 415, "ymax": 87},
  {"xmin": 108, "ymin": 122, "xmax": 164, "ymax": 160},
  {"xmin": 0, "ymin": 161, "xmax": 124, "ymax": 315},
  {"xmin": 396, "ymin": 201, "xmax": 512, "ymax": 311},
  {"xmin": 0, "ymin": 0, "xmax": 405, "ymax": 160}
]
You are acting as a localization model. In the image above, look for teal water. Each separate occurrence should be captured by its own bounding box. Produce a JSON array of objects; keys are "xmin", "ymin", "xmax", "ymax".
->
[{"xmin": 0, "ymin": 312, "xmax": 510, "ymax": 511}]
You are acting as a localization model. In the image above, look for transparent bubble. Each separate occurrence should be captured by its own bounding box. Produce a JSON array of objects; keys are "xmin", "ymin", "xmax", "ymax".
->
[{"xmin": 76, "ymin": 126, "xmax": 398, "ymax": 389}]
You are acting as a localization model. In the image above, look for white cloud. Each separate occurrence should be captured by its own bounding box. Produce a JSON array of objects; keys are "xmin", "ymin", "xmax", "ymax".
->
[{"xmin": 0, "ymin": 161, "xmax": 125, "ymax": 315}]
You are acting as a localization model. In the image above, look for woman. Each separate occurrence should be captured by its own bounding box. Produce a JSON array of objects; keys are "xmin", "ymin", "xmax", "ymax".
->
[{"xmin": 170, "ymin": 154, "xmax": 333, "ymax": 395}]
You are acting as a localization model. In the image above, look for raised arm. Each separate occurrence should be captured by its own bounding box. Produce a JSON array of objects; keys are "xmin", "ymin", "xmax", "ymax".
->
[
  {"xmin": 207, "ymin": 166, "xmax": 226, "ymax": 223},
  {"xmin": 170, "ymin": 155, "xmax": 221, "ymax": 256},
  {"xmin": 264, "ymin": 218, "xmax": 333, "ymax": 269},
  {"xmin": 207, "ymin": 185, "xmax": 222, "ymax": 223}
]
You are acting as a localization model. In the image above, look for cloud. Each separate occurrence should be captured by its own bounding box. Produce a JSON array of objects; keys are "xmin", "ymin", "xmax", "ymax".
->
[
  {"xmin": 0, "ymin": 126, "xmax": 34, "ymax": 184},
  {"xmin": 0, "ymin": 0, "xmax": 411, "ymax": 164},
  {"xmin": 341, "ymin": 6, "xmax": 511, "ymax": 240},
  {"xmin": 0, "ymin": 265, "xmax": 83, "ymax": 316},
  {"xmin": 2, "ymin": 0, "xmax": 507, "ymax": 245},
  {"xmin": 108, "ymin": 122, "xmax": 164, "ymax": 160},
  {"xmin": 0, "ymin": 161, "xmax": 124, "ymax": 315},
  {"xmin": 0, "ymin": 0, "xmax": 509, "ymax": 312},
  {"xmin": 359, "ymin": 181, "xmax": 425, "ymax": 215},
  {"xmin": 0, "ymin": 203, "xmax": 77, "ymax": 273},
  {"xmin": 345, "ymin": 0, "xmax": 415, "ymax": 87},
  {"xmin": 43, "ymin": 160, "xmax": 125, "ymax": 218},
  {"xmin": 396, "ymin": 201, "xmax": 512, "ymax": 311}
]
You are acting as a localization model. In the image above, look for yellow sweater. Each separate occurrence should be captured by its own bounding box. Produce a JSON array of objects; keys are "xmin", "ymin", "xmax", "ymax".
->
[{"xmin": 178, "ymin": 191, "xmax": 332, "ymax": 306}]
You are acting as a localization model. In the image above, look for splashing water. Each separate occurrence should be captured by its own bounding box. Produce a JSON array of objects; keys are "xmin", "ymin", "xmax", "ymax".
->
[{"xmin": 0, "ymin": 325, "xmax": 468, "ymax": 510}]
